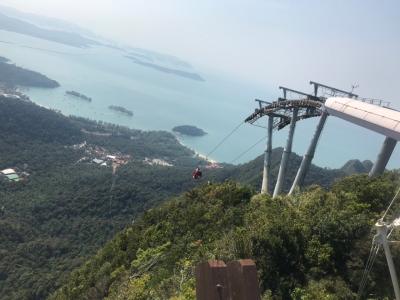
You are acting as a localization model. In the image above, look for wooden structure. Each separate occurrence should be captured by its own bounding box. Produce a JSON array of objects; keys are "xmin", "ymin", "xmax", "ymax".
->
[{"xmin": 195, "ymin": 259, "xmax": 261, "ymax": 300}]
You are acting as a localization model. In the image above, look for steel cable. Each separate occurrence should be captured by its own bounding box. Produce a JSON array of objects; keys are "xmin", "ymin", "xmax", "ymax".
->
[
  {"xmin": 382, "ymin": 185, "xmax": 400, "ymax": 221},
  {"xmin": 358, "ymin": 243, "xmax": 380, "ymax": 299},
  {"xmin": 229, "ymin": 135, "xmax": 267, "ymax": 164},
  {"xmin": 205, "ymin": 121, "xmax": 244, "ymax": 159}
]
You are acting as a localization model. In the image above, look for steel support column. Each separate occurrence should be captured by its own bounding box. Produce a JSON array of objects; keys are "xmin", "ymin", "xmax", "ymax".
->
[
  {"xmin": 375, "ymin": 221, "xmax": 400, "ymax": 300},
  {"xmin": 369, "ymin": 137, "xmax": 397, "ymax": 177},
  {"xmin": 261, "ymin": 116, "xmax": 273, "ymax": 194},
  {"xmin": 289, "ymin": 112, "xmax": 328, "ymax": 195},
  {"xmin": 273, "ymin": 108, "xmax": 299, "ymax": 198}
]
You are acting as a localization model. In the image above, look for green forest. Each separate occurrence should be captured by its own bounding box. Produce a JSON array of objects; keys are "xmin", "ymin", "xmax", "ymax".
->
[
  {"xmin": 51, "ymin": 175, "xmax": 400, "ymax": 299},
  {"xmin": 0, "ymin": 96, "xmax": 200, "ymax": 299},
  {"xmin": 0, "ymin": 96, "xmax": 388, "ymax": 299}
]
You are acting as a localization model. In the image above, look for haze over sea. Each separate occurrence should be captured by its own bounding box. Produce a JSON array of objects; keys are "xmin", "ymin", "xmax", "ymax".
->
[{"xmin": 1, "ymin": 29, "xmax": 398, "ymax": 169}]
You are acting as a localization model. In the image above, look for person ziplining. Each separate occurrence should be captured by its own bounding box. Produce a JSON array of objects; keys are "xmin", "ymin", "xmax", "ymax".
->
[
  {"xmin": 192, "ymin": 167, "xmax": 202, "ymax": 180},
  {"xmin": 190, "ymin": 121, "xmax": 245, "ymax": 180}
]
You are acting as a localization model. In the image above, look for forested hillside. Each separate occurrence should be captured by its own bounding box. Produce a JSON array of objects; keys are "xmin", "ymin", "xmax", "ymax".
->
[
  {"xmin": 0, "ymin": 58, "xmax": 59, "ymax": 88},
  {"xmin": 52, "ymin": 175, "xmax": 400, "ymax": 299},
  {"xmin": 0, "ymin": 96, "xmax": 374, "ymax": 299},
  {"xmin": 213, "ymin": 150, "xmax": 370, "ymax": 192},
  {"xmin": 0, "ymin": 96, "xmax": 200, "ymax": 299}
]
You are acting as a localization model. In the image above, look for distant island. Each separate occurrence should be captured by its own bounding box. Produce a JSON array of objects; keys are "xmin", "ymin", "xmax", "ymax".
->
[
  {"xmin": 172, "ymin": 125, "xmax": 207, "ymax": 136},
  {"xmin": 125, "ymin": 55, "xmax": 205, "ymax": 82},
  {"xmin": 66, "ymin": 91, "xmax": 92, "ymax": 102},
  {"xmin": 128, "ymin": 48, "xmax": 192, "ymax": 68},
  {"xmin": 0, "ymin": 12, "xmax": 100, "ymax": 48},
  {"xmin": 108, "ymin": 105, "xmax": 133, "ymax": 116},
  {"xmin": 0, "ymin": 57, "xmax": 59, "ymax": 88}
]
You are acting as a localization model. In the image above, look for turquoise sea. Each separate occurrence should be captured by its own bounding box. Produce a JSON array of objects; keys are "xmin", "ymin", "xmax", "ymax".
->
[{"xmin": 1, "ymin": 29, "xmax": 398, "ymax": 169}]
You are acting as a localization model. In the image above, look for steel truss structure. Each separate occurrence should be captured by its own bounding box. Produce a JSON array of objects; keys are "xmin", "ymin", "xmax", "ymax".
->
[
  {"xmin": 245, "ymin": 99, "xmax": 323, "ymax": 130},
  {"xmin": 244, "ymin": 81, "xmax": 365, "ymax": 197}
]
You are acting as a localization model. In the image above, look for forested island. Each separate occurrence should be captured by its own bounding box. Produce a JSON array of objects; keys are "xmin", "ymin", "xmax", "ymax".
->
[
  {"xmin": 172, "ymin": 125, "xmax": 207, "ymax": 136},
  {"xmin": 0, "ymin": 57, "xmax": 59, "ymax": 88},
  {"xmin": 66, "ymin": 90, "xmax": 92, "ymax": 102},
  {"xmin": 125, "ymin": 55, "xmax": 205, "ymax": 81},
  {"xmin": 108, "ymin": 105, "xmax": 133, "ymax": 116}
]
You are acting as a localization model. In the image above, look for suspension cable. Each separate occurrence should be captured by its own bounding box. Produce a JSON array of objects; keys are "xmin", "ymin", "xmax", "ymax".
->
[
  {"xmin": 358, "ymin": 243, "xmax": 381, "ymax": 298},
  {"xmin": 388, "ymin": 227, "xmax": 395, "ymax": 239},
  {"xmin": 382, "ymin": 185, "xmax": 400, "ymax": 221},
  {"xmin": 363, "ymin": 245, "xmax": 380, "ymax": 294},
  {"xmin": 229, "ymin": 135, "xmax": 267, "ymax": 164},
  {"xmin": 205, "ymin": 121, "xmax": 244, "ymax": 158},
  {"xmin": 250, "ymin": 123, "xmax": 268, "ymax": 130}
]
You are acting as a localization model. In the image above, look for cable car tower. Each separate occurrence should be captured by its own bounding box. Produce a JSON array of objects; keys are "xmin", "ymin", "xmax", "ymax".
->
[
  {"xmin": 244, "ymin": 81, "xmax": 400, "ymax": 297},
  {"xmin": 245, "ymin": 81, "xmax": 357, "ymax": 197}
]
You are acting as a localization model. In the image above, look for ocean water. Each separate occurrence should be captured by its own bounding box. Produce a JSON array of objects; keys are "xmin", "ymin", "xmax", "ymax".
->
[{"xmin": 1, "ymin": 29, "xmax": 398, "ymax": 169}]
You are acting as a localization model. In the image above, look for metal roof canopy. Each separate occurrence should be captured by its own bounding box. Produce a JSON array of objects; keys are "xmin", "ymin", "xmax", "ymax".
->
[
  {"xmin": 245, "ymin": 99, "xmax": 324, "ymax": 130},
  {"xmin": 324, "ymin": 97, "xmax": 400, "ymax": 141}
]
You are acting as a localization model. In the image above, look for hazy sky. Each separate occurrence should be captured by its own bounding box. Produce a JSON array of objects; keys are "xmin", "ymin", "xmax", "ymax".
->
[{"xmin": 2, "ymin": 0, "xmax": 400, "ymax": 103}]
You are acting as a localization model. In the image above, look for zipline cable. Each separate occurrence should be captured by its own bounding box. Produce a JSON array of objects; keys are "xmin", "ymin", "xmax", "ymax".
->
[
  {"xmin": 358, "ymin": 244, "xmax": 380, "ymax": 298},
  {"xmin": 358, "ymin": 247, "xmax": 373, "ymax": 297},
  {"xmin": 382, "ymin": 185, "xmax": 400, "ymax": 221},
  {"xmin": 388, "ymin": 227, "xmax": 395, "ymax": 239},
  {"xmin": 109, "ymin": 164, "xmax": 118, "ymax": 218},
  {"xmin": 358, "ymin": 243, "xmax": 380, "ymax": 298},
  {"xmin": 229, "ymin": 135, "xmax": 267, "ymax": 164},
  {"xmin": 205, "ymin": 121, "xmax": 245, "ymax": 159},
  {"xmin": 363, "ymin": 245, "xmax": 380, "ymax": 293},
  {"xmin": 250, "ymin": 123, "xmax": 268, "ymax": 130}
]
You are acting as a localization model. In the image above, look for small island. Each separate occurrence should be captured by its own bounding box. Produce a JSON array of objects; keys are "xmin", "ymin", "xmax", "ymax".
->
[
  {"xmin": 108, "ymin": 105, "xmax": 133, "ymax": 116},
  {"xmin": 66, "ymin": 91, "xmax": 92, "ymax": 102},
  {"xmin": 172, "ymin": 125, "xmax": 207, "ymax": 137},
  {"xmin": 125, "ymin": 55, "xmax": 205, "ymax": 82}
]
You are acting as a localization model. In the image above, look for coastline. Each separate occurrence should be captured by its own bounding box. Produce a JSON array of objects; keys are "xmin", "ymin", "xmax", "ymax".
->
[
  {"xmin": 174, "ymin": 135, "xmax": 217, "ymax": 164},
  {"xmin": 7, "ymin": 90, "xmax": 219, "ymax": 165}
]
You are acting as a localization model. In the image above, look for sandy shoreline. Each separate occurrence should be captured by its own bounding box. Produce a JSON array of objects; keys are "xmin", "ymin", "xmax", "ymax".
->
[
  {"xmin": 175, "ymin": 136, "xmax": 218, "ymax": 164},
  {"xmin": 20, "ymin": 91, "xmax": 219, "ymax": 165}
]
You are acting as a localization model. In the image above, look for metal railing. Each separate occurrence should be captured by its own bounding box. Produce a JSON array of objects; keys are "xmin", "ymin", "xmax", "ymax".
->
[{"xmin": 358, "ymin": 97, "xmax": 391, "ymax": 108}]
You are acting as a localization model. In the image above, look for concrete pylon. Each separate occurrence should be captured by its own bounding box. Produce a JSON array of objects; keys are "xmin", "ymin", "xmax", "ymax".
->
[
  {"xmin": 369, "ymin": 136, "xmax": 397, "ymax": 177},
  {"xmin": 261, "ymin": 116, "xmax": 273, "ymax": 194},
  {"xmin": 273, "ymin": 108, "xmax": 299, "ymax": 198},
  {"xmin": 289, "ymin": 112, "xmax": 328, "ymax": 195}
]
